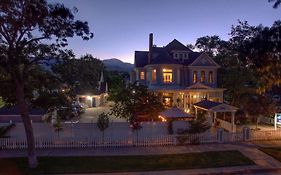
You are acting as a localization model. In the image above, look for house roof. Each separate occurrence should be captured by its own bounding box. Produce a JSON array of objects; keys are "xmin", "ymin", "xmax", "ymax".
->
[
  {"xmin": 183, "ymin": 52, "xmax": 203, "ymax": 65},
  {"xmin": 193, "ymin": 100, "xmax": 222, "ymax": 110},
  {"xmin": 186, "ymin": 82, "xmax": 213, "ymax": 89},
  {"xmin": 134, "ymin": 38, "xmax": 218, "ymax": 68},
  {"xmin": 193, "ymin": 100, "xmax": 238, "ymax": 112},
  {"xmin": 0, "ymin": 106, "xmax": 46, "ymax": 116},
  {"xmin": 150, "ymin": 49, "xmax": 180, "ymax": 65},
  {"xmin": 165, "ymin": 39, "xmax": 192, "ymax": 52},
  {"xmin": 135, "ymin": 51, "xmax": 149, "ymax": 67},
  {"xmin": 160, "ymin": 106, "xmax": 194, "ymax": 119}
]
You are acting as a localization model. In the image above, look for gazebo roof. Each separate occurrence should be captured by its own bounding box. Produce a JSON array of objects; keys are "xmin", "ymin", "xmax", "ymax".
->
[
  {"xmin": 193, "ymin": 100, "xmax": 238, "ymax": 112},
  {"xmin": 160, "ymin": 106, "xmax": 194, "ymax": 119}
]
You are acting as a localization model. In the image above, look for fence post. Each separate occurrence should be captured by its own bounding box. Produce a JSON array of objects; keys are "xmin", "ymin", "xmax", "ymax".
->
[
  {"xmin": 217, "ymin": 128, "xmax": 224, "ymax": 143},
  {"xmin": 243, "ymin": 127, "xmax": 250, "ymax": 141}
]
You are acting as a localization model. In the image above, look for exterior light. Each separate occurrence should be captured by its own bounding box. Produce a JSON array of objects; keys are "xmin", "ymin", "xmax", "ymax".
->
[
  {"xmin": 185, "ymin": 109, "xmax": 190, "ymax": 113},
  {"xmin": 158, "ymin": 115, "xmax": 167, "ymax": 122},
  {"xmin": 86, "ymin": 96, "xmax": 92, "ymax": 100},
  {"xmin": 193, "ymin": 95, "xmax": 197, "ymax": 98}
]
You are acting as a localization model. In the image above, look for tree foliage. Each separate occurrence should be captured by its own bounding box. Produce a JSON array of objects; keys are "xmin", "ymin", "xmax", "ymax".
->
[
  {"xmin": 52, "ymin": 54, "xmax": 104, "ymax": 95},
  {"xmin": 0, "ymin": 0, "xmax": 92, "ymax": 168},
  {"xmin": 97, "ymin": 112, "xmax": 109, "ymax": 142},
  {"xmin": 194, "ymin": 20, "xmax": 280, "ymax": 119},
  {"xmin": 269, "ymin": 0, "xmax": 281, "ymax": 8},
  {"xmin": 110, "ymin": 83, "xmax": 164, "ymax": 123},
  {"xmin": 186, "ymin": 112, "xmax": 210, "ymax": 134}
]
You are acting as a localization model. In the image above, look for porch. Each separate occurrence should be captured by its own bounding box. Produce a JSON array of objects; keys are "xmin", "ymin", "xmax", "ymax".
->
[{"xmin": 193, "ymin": 100, "xmax": 238, "ymax": 132}]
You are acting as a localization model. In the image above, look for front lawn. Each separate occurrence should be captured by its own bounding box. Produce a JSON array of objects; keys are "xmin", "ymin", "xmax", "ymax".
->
[
  {"xmin": 0, "ymin": 150, "xmax": 254, "ymax": 175},
  {"xmin": 260, "ymin": 147, "xmax": 281, "ymax": 161}
]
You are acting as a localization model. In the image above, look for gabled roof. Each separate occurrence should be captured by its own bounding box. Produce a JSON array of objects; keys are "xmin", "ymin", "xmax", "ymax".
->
[
  {"xmin": 150, "ymin": 49, "xmax": 180, "ymax": 65},
  {"xmin": 193, "ymin": 100, "xmax": 222, "ymax": 110},
  {"xmin": 186, "ymin": 82, "xmax": 213, "ymax": 89},
  {"xmin": 160, "ymin": 106, "xmax": 194, "ymax": 119},
  {"xmin": 189, "ymin": 53, "xmax": 220, "ymax": 67},
  {"xmin": 134, "ymin": 38, "xmax": 218, "ymax": 68},
  {"xmin": 183, "ymin": 52, "xmax": 202, "ymax": 65},
  {"xmin": 165, "ymin": 39, "xmax": 192, "ymax": 52},
  {"xmin": 193, "ymin": 100, "xmax": 238, "ymax": 112}
]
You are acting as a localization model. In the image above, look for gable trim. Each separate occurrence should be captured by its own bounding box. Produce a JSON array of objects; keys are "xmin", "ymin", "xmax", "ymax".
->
[{"xmin": 189, "ymin": 53, "xmax": 220, "ymax": 68}]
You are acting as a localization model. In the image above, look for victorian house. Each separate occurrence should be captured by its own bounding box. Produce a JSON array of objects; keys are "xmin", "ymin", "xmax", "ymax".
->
[
  {"xmin": 131, "ymin": 34, "xmax": 240, "ymax": 132},
  {"xmin": 131, "ymin": 33, "xmax": 226, "ymax": 111}
]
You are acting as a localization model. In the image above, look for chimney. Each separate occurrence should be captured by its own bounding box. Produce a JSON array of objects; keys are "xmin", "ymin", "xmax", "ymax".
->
[{"xmin": 148, "ymin": 33, "xmax": 153, "ymax": 64}]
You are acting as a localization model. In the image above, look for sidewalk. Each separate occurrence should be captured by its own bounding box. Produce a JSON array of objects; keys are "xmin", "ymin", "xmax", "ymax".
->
[{"xmin": 2, "ymin": 142, "xmax": 281, "ymax": 174}]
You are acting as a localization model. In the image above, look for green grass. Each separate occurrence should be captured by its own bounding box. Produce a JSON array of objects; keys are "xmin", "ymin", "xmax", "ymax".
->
[
  {"xmin": 0, "ymin": 150, "xmax": 254, "ymax": 175},
  {"xmin": 260, "ymin": 147, "xmax": 281, "ymax": 161}
]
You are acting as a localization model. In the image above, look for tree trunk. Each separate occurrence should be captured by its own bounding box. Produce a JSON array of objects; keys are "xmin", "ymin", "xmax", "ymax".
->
[{"xmin": 15, "ymin": 81, "xmax": 38, "ymax": 168}]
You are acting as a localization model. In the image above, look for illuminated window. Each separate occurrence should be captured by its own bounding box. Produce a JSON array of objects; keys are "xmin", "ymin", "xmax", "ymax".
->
[
  {"xmin": 152, "ymin": 69, "xmax": 156, "ymax": 82},
  {"xmin": 193, "ymin": 71, "xmax": 197, "ymax": 83},
  {"xmin": 209, "ymin": 71, "xmax": 213, "ymax": 83},
  {"xmin": 163, "ymin": 69, "xmax": 173, "ymax": 83},
  {"xmin": 140, "ymin": 71, "xmax": 145, "ymax": 80},
  {"xmin": 201, "ymin": 71, "xmax": 205, "ymax": 83}
]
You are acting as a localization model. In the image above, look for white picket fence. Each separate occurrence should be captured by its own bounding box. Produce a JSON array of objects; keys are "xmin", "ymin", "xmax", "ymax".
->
[
  {"xmin": 2, "ymin": 129, "xmax": 281, "ymax": 149},
  {"xmin": 0, "ymin": 133, "xmax": 219, "ymax": 149},
  {"xmin": 249, "ymin": 129, "xmax": 281, "ymax": 141}
]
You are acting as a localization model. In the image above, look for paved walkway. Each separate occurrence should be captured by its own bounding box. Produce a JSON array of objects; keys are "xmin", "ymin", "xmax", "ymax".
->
[{"xmin": 2, "ymin": 142, "xmax": 281, "ymax": 174}]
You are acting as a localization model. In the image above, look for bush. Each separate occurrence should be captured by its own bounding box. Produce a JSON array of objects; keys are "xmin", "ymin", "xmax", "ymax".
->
[
  {"xmin": 167, "ymin": 120, "xmax": 173, "ymax": 134},
  {"xmin": 176, "ymin": 135, "xmax": 188, "ymax": 145}
]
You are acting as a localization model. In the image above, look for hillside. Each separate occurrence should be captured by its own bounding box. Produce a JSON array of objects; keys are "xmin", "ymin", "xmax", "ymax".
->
[{"xmin": 102, "ymin": 58, "xmax": 133, "ymax": 72}]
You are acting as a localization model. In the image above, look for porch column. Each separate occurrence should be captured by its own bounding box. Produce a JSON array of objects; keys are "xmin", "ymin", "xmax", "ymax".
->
[
  {"xmin": 208, "ymin": 111, "xmax": 213, "ymax": 126},
  {"xmin": 231, "ymin": 112, "xmax": 235, "ymax": 132},
  {"xmin": 214, "ymin": 112, "xmax": 217, "ymax": 126},
  {"xmin": 195, "ymin": 107, "xmax": 198, "ymax": 119},
  {"xmin": 183, "ymin": 94, "xmax": 186, "ymax": 110}
]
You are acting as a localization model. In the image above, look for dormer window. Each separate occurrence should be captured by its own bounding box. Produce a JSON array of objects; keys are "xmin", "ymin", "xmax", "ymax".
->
[{"xmin": 163, "ymin": 69, "xmax": 173, "ymax": 83}]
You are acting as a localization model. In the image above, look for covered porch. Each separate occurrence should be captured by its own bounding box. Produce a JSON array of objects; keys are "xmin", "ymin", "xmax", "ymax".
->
[{"xmin": 193, "ymin": 100, "xmax": 238, "ymax": 132}]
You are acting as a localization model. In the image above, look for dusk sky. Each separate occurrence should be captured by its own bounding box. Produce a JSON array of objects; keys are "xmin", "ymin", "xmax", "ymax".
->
[{"xmin": 50, "ymin": 0, "xmax": 280, "ymax": 63}]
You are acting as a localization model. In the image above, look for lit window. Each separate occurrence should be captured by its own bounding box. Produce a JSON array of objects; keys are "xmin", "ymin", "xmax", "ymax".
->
[
  {"xmin": 140, "ymin": 71, "xmax": 145, "ymax": 80},
  {"xmin": 209, "ymin": 71, "xmax": 213, "ymax": 83},
  {"xmin": 201, "ymin": 71, "xmax": 205, "ymax": 83},
  {"xmin": 193, "ymin": 71, "xmax": 197, "ymax": 83},
  {"xmin": 163, "ymin": 69, "xmax": 173, "ymax": 83},
  {"xmin": 152, "ymin": 69, "xmax": 156, "ymax": 82}
]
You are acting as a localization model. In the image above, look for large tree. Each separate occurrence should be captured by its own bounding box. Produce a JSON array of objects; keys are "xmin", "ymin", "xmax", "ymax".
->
[
  {"xmin": 52, "ymin": 54, "xmax": 104, "ymax": 95},
  {"xmin": 269, "ymin": 0, "xmax": 281, "ymax": 8},
  {"xmin": 0, "ymin": 0, "xmax": 92, "ymax": 168},
  {"xmin": 110, "ymin": 83, "xmax": 164, "ymax": 123}
]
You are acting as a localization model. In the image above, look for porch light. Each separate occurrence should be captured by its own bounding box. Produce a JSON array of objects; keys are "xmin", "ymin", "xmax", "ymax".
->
[
  {"xmin": 86, "ymin": 96, "xmax": 92, "ymax": 100},
  {"xmin": 185, "ymin": 109, "xmax": 190, "ymax": 113},
  {"xmin": 158, "ymin": 115, "xmax": 167, "ymax": 122},
  {"xmin": 193, "ymin": 95, "xmax": 197, "ymax": 98}
]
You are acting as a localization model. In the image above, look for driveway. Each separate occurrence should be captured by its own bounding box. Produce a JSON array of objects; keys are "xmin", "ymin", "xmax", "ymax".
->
[{"xmin": 79, "ymin": 103, "xmax": 126, "ymax": 123}]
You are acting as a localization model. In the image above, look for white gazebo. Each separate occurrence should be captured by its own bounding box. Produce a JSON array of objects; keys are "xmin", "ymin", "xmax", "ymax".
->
[
  {"xmin": 193, "ymin": 100, "xmax": 238, "ymax": 132},
  {"xmin": 159, "ymin": 106, "xmax": 195, "ymax": 121}
]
